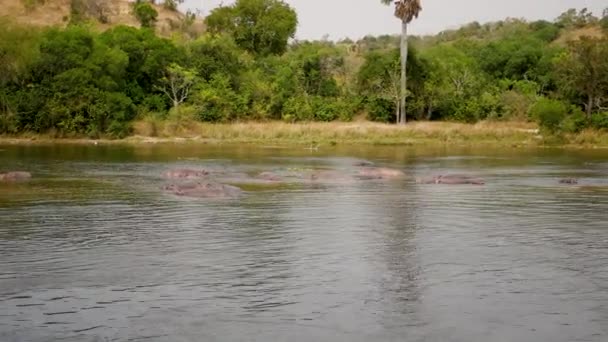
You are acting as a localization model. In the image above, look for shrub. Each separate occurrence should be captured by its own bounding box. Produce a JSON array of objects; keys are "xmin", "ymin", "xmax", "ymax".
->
[
  {"xmin": 529, "ymin": 98, "xmax": 567, "ymax": 133},
  {"xmin": 282, "ymin": 96, "xmax": 313, "ymax": 122},
  {"xmin": 560, "ymin": 109, "xmax": 587, "ymax": 133},
  {"xmin": 133, "ymin": 1, "xmax": 158, "ymax": 28},
  {"xmin": 590, "ymin": 112, "xmax": 608, "ymax": 130},
  {"xmin": 365, "ymin": 96, "xmax": 395, "ymax": 123},
  {"xmin": 500, "ymin": 90, "xmax": 534, "ymax": 120}
]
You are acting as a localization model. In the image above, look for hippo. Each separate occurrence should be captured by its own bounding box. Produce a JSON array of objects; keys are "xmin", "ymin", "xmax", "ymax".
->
[
  {"xmin": 162, "ymin": 182, "xmax": 243, "ymax": 198},
  {"xmin": 163, "ymin": 169, "xmax": 209, "ymax": 179},
  {"xmin": 306, "ymin": 170, "xmax": 355, "ymax": 184},
  {"xmin": 353, "ymin": 161, "xmax": 375, "ymax": 167},
  {"xmin": 559, "ymin": 178, "xmax": 578, "ymax": 184},
  {"xmin": 0, "ymin": 171, "xmax": 32, "ymax": 182},
  {"xmin": 356, "ymin": 167, "xmax": 405, "ymax": 180},
  {"xmin": 417, "ymin": 174, "xmax": 485, "ymax": 185},
  {"xmin": 257, "ymin": 171, "xmax": 283, "ymax": 182}
]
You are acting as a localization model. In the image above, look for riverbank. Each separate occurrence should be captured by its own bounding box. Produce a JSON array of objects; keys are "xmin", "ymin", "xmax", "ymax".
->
[{"xmin": 1, "ymin": 121, "xmax": 607, "ymax": 148}]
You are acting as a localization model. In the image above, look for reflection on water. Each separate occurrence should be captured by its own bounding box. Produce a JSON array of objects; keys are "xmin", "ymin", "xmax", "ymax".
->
[{"xmin": 1, "ymin": 144, "xmax": 608, "ymax": 342}]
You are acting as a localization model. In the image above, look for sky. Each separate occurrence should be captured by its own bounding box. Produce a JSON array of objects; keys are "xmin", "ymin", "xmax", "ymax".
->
[{"xmin": 182, "ymin": 0, "xmax": 607, "ymax": 40}]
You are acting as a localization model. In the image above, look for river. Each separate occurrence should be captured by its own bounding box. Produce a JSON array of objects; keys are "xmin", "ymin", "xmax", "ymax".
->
[{"xmin": 1, "ymin": 144, "xmax": 607, "ymax": 342}]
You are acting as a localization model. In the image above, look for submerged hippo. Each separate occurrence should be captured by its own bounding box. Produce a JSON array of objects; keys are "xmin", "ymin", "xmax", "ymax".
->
[
  {"xmin": 163, "ymin": 169, "xmax": 209, "ymax": 179},
  {"xmin": 257, "ymin": 171, "xmax": 283, "ymax": 182},
  {"xmin": 307, "ymin": 170, "xmax": 355, "ymax": 183},
  {"xmin": 0, "ymin": 171, "xmax": 32, "ymax": 182},
  {"xmin": 417, "ymin": 174, "xmax": 485, "ymax": 185},
  {"xmin": 356, "ymin": 167, "xmax": 405, "ymax": 180},
  {"xmin": 353, "ymin": 160, "xmax": 375, "ymax": 167},
  {"xmin": 559, "ymin": 178, "xmax": 578, "ymax": 184},
  {"xmin": 162, "ymin": 182, "xmax": 243, "ymax": 198}
]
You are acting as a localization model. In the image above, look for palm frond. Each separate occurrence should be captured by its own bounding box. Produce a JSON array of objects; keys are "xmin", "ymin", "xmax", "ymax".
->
[{"xmin": 393, "ymin": 0, "xmax": 422, "ymax": 23}]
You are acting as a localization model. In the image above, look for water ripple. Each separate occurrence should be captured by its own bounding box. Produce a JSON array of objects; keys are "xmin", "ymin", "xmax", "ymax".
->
[{"xmin": 1, "ymin": 149, "xmax": 608, "ymax": 341}]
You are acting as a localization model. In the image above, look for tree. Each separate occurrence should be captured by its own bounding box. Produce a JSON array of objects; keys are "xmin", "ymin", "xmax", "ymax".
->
[
  {"xmin": 163, "ymin": 0, "xmax": 184, "ymax": 11},
  {"xmin": 0, "ymin": 20, "xmax": 40, "ymax": 86},
  {"xmin": 157, "ymin": 63, "xmax": 197, "ymax": 109},
  {"xmin": 601, "ymin": 8, "xmax": 608, "ymax": 32},
  {"xmin": 205, "ymin": 0, "xmax": 298, "ymax": 56},
  {"xmin": 423, "ymin": 44, "xmax": 493, "ymax": 122},
  {"xmin": 100, "ymin": 26, "xmax": 182, "ymax": 106},
  {"xmin": 381, "ymin": 0, "xmax": 422, "ymax": 124},
  {"xmin": 556, "ymin": 8, "xmax": 598, "ymax": 29},
  {"xmin": 554, "ymin": 37, "xmax": 608, "ymax": 116},
  {"xmin": 133, "ymin": 0, "xmax": 158, "ymax": 28},
  {"xmin": 358, "ymin": 50, "xmax": 400, "ymax": 121}
]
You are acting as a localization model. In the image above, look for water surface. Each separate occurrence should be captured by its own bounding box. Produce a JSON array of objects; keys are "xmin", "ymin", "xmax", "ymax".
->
[{"xmin": 1, "ymin": 144, "xmax": 607, "ymax": 342}]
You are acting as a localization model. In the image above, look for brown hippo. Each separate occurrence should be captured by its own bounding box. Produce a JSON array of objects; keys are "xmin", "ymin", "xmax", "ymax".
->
[
  {"xmin": 162, "ymin": 182, "xmax": 243, "ymax": 198},
  {"xmin": 307, "ymin": 170, "xmax": 355, "ymax": 184},
  {"xmin": 257, "ymin": 171, "xmax": 283, "ymax": 182},
  {"xmin": 353, "ymin": 161, "xmax": 375, "ymax": 167},
  {"xmin": 163, "ymin": 169, "xmax": 209, "ymax": 179},
  {"xmin": 417, "ymin": 174, "xmax": 485, "ymax": 185},
  {"xmin": 0, "ymin": 171, "xmax": 32, "ymax": 182},
  {"xmin": 356, "ymin": 167, "xmax": 405, "ymax": 180},
  {"xmin": 559, "ymin": 178, "xmax": 578, "ymax": 184}
]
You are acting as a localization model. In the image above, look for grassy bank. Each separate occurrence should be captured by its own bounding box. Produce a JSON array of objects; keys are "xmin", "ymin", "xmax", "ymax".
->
[{"xmin": 1, "ymin": 121, "xmax": 607, "ymax": 148}]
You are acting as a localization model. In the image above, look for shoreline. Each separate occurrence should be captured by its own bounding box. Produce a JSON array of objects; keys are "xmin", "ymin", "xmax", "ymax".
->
[{"xmin": 1, "ymin": 121, "xmax": 607, "ymax": 149}]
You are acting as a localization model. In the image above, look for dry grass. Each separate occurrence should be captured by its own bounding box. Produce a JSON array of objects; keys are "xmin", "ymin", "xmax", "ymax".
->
[
  {"xmin": 554, "ymin": 25, "xmax": 605, "ymax": 45},
  {"xmin": 4, "ymin": 120, "xmax": 608, "ymax": 148},
  {"xmin": 129, "ymin": 119, "xmax": 543, "ymax": 147}
]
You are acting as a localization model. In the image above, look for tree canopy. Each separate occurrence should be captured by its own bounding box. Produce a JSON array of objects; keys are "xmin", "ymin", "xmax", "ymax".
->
[{"xmin": 205, "ymin": 0, "xmax": 297, "ymax": 56}]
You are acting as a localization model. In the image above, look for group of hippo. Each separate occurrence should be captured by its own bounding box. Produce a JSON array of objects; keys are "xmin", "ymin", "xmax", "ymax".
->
[
  {"xmin": 159, "ymin": 163, "xmax": 417, "ymax": 198},
  {"xmin": 155, "ymin": 162, "xmax": 504, "ymax": 199},
  {"xmin": 0, "ymin": 164, "xmax": 587, "ymax": 199}
]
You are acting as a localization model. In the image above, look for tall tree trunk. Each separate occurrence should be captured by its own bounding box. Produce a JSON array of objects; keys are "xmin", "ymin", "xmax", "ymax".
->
[{"xmin": 400, "ymin": 20, "xmax": 408, "ymax": 125}]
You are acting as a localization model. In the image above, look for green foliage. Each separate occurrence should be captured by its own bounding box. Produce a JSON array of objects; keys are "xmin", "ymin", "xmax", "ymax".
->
[
  {"xmin": 357, "ymin": 46, "xmax": 428, "ymax": 120},
  {"xmin": 529, "ymin": 20, "xmax": 560, "ymax": 42},
  {"xmin": 0, "ymin": 20, "xmax": 41, "ymax": 86},
  {"xmin": 157, "ymin": 63, "xmax": 197, "ymax": 108},
  {"xmin": 530, "ymin": 98, "xmax": 567, "ymax": 133},
  {"xmin": 163, "ymin": 0, "xmax": 183, "ymax": 11},
  {"xmin": 133, "ymin": 1, "xmax": 158, "ymax": 28},
  {"xmin": 590, "ymin": 112, "xmax": 608, "ymax": 130},
  {"xmin": 193, "ymin": 74, "xmax": 247, "ymax": 122},
  {"xmin": 188, "ymin": 34, "xmax": 247, "ymax": 84},
  {"xmin": 554, "ymin": 37, "xmax": 608, "ymax": 116},
  {"xmin": 365, "ymin": 96, "xmax": 395, "ymax": 123},
  {"xmin": 100, "ymin": 26, "xmax": 181, "ymax": 106},
  {"xmin": 602, "ymin": 8, "xmax": 608, "ymax": 32},
  {"xmin": 1, "ymin": 6, "xmax": 607, "ymax": 138},
  {"xmin": 206, "ymin": 0, "xmax": 297, "ymax": 56},
  {"xmin": 556, "ymin": 8, "xmax": 598, "ymax": 29},
  {"xmin": 560, "ymin": 108, "xmax": 587, "ymax": 133}
]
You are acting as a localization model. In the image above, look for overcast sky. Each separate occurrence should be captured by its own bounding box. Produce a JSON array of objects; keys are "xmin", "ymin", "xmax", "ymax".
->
[{"xmin": 182, "ymin": 0, "xmax": 607, "ymax": 40}]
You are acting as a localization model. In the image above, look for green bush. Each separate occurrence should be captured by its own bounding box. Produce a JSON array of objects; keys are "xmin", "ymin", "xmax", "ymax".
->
[
  {"xmin": 590, "ymin": 112, "xmax": 608, "ymax": 130},
  {"xmin": 282, "ymin": 96, "xmax": 313, "ymax": 122},
  {"xmin": 0, "ymin": 111, "xmax": 18, "ymax": 134},
  {"xmin": 141, "ymin": 94, "xmax": 169, "ymax": 114},
  {"xmin": 529, "ymin": 98, "xmax": 567, "ymax": 133},
  {"xmin": 560, "ymin": 109, "xmax": 587, "ymax": 133},
  {"xmin": 133, "ymin": 1, "xmax": 158, "ymax": 28},
  {"xmin": 365, "ymin": 97, "xmax": 395, "ymax": 123},
  {"xmin": 193, "ymin": 74, "xmax": 247, "ymax": 122}
]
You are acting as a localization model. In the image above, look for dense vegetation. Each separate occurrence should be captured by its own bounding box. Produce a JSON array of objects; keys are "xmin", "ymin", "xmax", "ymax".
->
[{"xmin": 0, "ymin": 0, "xmax": 607, "ymax": 138}]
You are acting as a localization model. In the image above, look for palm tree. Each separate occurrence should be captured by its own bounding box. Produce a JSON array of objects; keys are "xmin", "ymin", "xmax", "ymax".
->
[{"xmin": 381, "ymin": 0, "xmax": 422, "ymax": 124}]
